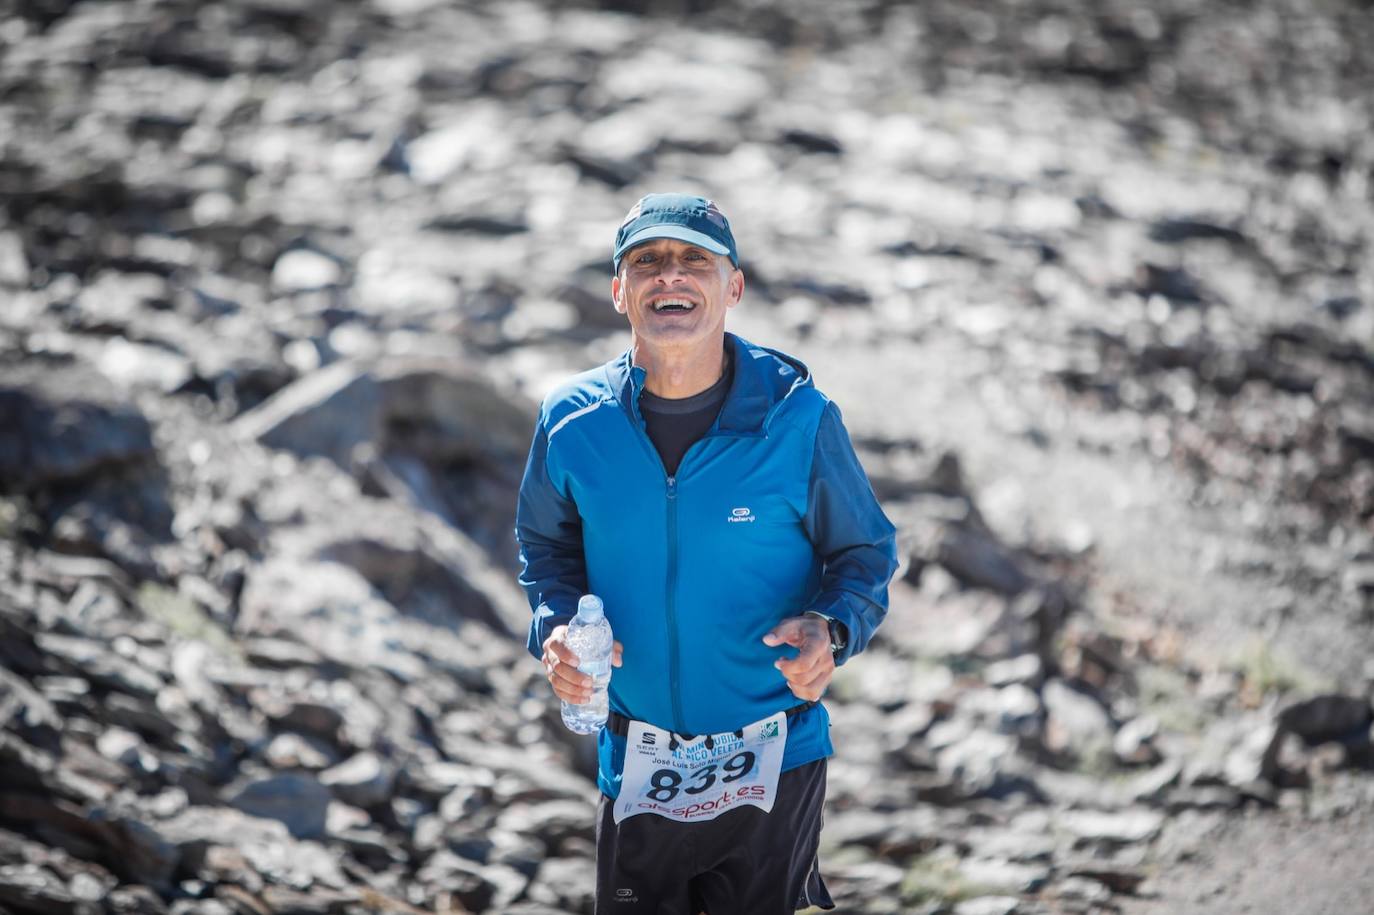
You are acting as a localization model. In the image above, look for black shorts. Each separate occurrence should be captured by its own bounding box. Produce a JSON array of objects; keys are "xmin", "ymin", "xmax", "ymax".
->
[{"xmin": 594, "ymin": 758, "xmax": 834, "ymax": 915}]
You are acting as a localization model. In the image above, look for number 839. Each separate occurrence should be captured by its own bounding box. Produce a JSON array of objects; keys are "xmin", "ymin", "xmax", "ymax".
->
[{"xmin": 644, "ymin": 751, "xmax": 756, "ymax": 803}]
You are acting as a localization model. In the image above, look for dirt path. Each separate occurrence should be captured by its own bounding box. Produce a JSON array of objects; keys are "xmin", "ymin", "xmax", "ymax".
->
[{"xmin": 1118, "ymin": 803, "xmax": 1374, "ymax": 915}]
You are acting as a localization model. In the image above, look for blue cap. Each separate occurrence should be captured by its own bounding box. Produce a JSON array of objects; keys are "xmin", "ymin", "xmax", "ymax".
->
[{"xmin": 612, "ymin": 193, "xmax": 739, "ymax": 273}]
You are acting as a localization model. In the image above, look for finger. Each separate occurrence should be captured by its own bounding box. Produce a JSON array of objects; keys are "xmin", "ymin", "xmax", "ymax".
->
[
  {"xmin": 549, "ymin": 665, "xmax": 592, "ymax": 703},
  {"xmin": 775, "ymin": 629, "xmax": 830, "ymax": 673},
  {"xmin": 792, "ymin": 663, "xmax": 834, "ymax": 692},
  {"xmin": 786, "ymin": 666, "xmax": 833, "ymax": 701},
  {"xmin": 780, "ymin": 660, "xmax": 832, "ymax": 691},
  {"xmin": 612, "ymin": 641, "xmax": 624, "ymax": 667},
  {"xmin": 762, "ymin": 619, "xmax": 805, "ymax": 647},
  {"xmin": 542, "ymin": 626, "xmax": 581, "ymax": 666},
  {"xmin": 552, "ymin": 677, "xmax": 591, "ymax": 703},
  {"xmin": 550, "ymin": 659, "xmax": 590, "ymax": 690},
  {"xmin": 545, "ymin": 640, "xmax": 581, "ymax": 667},
  {"xmin": 775, "ymin": 645, "xmax": 823, "ymax": 678}
]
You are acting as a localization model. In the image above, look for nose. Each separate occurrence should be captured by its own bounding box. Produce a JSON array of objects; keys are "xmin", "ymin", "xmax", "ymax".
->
[{"xmin": 654, "ymin": 257, "xmax": 687, "ymax": 284}]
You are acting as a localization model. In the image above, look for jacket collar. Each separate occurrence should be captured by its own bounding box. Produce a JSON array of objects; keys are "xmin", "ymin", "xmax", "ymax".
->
[{"xmin": 606, "ymin": 333, "xmax": 809, "ymax": 437}]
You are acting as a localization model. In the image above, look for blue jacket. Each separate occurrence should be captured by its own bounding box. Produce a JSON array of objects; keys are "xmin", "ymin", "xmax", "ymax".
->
[{"xmin": 516, "ymin": 332, "xmax": 898, "ymax": 797}]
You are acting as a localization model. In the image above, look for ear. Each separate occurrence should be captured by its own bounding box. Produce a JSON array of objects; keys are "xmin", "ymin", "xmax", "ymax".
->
[
  {"xmin": 726, "ymin": 267, "xmax": 745, "ymax": 309},
  {"xmin": 611, "ymin": 273, "xmax": 626, "ymax": 314}
]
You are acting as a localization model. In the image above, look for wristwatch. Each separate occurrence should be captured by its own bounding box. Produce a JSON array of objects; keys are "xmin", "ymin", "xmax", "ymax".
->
[{"xmin": 804, "ymin": 610, "xmax": 848, "ymax": 656}]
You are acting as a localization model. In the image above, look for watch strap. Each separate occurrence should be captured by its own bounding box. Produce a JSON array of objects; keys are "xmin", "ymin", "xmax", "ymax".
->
[{"xmin": 804, "ymin": 610, "xmax": 847, "ymax": 654}]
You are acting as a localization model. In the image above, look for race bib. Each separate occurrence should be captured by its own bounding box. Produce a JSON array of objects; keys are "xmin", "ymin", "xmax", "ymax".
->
[{"xmin": 613, "ymin": 711, "xmax": 787, "ymax": 824}]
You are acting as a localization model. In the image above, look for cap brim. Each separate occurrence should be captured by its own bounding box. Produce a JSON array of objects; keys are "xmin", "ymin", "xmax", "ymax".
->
[{"xmin": 614, "ymin": 225, "xmax": 732, "ymax": 264}]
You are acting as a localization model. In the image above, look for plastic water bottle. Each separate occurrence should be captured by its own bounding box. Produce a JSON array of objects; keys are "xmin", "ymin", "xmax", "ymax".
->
[{"xmin": 561, "ymin": 594, "xmax": 613, "ymax": 734}]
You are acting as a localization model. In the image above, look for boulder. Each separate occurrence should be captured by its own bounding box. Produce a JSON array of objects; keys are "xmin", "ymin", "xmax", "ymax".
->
[
  {"xmin": 1278, "ymin": 695, "xmax": 1372, "ymax": 745},
  {"xmin": 1041, "ymin": 678, "xmax": 1114, "ymax": 759},
  {"xmin": 226, "ymin": 774, "xmax": 332, "ymax": 840},
  {"xmin": 0, "ymin": 364, "xmax": 156, "ymax": 491}
]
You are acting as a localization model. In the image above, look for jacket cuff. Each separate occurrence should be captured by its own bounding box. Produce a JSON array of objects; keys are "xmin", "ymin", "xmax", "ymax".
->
[{"xmin": 527, "ymin": 607, "xmax": 575, "ymax": 659}]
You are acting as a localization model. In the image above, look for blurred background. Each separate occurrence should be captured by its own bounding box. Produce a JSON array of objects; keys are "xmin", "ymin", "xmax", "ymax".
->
[{"xmin": 2, "ymin": 0, "xmax": 1373, "ymax": 912}]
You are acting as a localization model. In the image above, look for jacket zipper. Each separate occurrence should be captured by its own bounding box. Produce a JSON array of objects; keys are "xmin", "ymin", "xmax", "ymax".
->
[
  {"xmin": 623, "ymin": 374, "xmax": 752, "ymax": 735},
  {"xmin": 665, "ymin": 474, "xmax": 684, "ymax": 732}
]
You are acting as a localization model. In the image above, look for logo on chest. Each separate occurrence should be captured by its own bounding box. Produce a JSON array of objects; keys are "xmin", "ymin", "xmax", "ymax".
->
[{"xmin": 727, "ymin": 506, "xmax": 756, "ymax": 523}]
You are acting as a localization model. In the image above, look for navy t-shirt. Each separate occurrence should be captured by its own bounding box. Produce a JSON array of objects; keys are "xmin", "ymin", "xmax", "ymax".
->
[{"xmin": 639, "ymin": 350, "xmax": 734, "ymax": 476}]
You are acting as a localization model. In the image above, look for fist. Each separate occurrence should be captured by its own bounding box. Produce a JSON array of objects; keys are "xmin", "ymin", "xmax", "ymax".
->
[
  {"xmin": 762, "ymin": 615, "xmax": 836, "ymax": 702},
  {"xmin": 541, "ymin": 625, "xmax": 623, "ymax": 704}
]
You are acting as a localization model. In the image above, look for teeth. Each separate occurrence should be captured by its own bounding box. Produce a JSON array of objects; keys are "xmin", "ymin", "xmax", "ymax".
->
[{"xmin": 652, "ymin": 299, "xmax": 694, "ymax": 311}]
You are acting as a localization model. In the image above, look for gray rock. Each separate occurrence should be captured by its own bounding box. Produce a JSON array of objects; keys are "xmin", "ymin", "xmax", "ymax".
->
[
  {"xmin": 1127, "ymin": 757, "xmax": 1183, "ymax": 804},
  {"xmin": 96, "ymin": 337, "xmax": 193, "ymax": 394},
  {"xmin": 1062, "ymin": 860, "xmax": 1147, "ymax": 894},
  {"xmin": 270, "ymin": 250, "xmax": 342, "ymax": 293},
  {"xmin": 254, "ymin": 696, "xmax": 345, "ymax": 742},
  {"xmin": 415, "ymin": 850, "xmax": 525, "ymax": 913},
  {"xmin": 1114, "ymin": 715, "xmax": 1162, "ymax": 766},
  {"xmin": 262, "ymin": 733, "xmax": 337, "ymax": 771},
  {"xmin": 82, "ymin": 811, "xmax": 181, "ymax": 890},
  {"xmin": 0, "ymin": 365, "xmax": 157, "ymax": 491},
  {"xmin": 1052, "ymin": 875, "xmax": 1113, "ymax": 904},
  {"xmin": 240, "ymin": 638, "xmax": 322, "ymax": 670},
  {"xmin": 226, "ymin": 773, "xmax": 331, "ymax": 839},
  {"xmin": 984, "ymin": 653, "xmax": 1044, "ymax": 688},
  {"xmin": 155, "ymin": 807, "xmax": 345, "ymax": 890},
  {"xmin": 1164, "ymin": 785, "xmax": 1243, "ymax": 812},
  {"xmin": 961, "ymin": 685, "xmax": 1042, "ymax": 738},
  {"xmin": 234, "ymin": 357, "xmax": 531, "ymax": 479},
  {"xmin": 33, "ymin": 634, "xmax": 164, "ymax": 698},
  {"xmin": 1041, "ymin": 678, "xmax": 1114, "ymax": 759},
  {"xmin": 936, "ymin": 730, "xmax": 1034, "ymax": 799},
  {"xmin": 1057, "ymin": 807, "xmax": 1164, "ymax": 845},
  {"xmin": 954, "ymin": 896, "xmax": 1021, "ymax": 915},
  {"xmin": 95, "ymin": 727, "xmax": 158, "ymax": 774},
  {"xmin": 0, "ymin": 231, "xmax": 29, "ymax": 286},
  {"xmin": 105, "ymin": 884, "xmax": 170, "ymax": 914},
  {"xmin": 0, "ymin": 864, "xmax": 88, "ymax": 915},
  {"xmin": 1277, "ymin": 694, "xmax": 1372, "ymax": 745},
  {"xmin": 524, "ymin": 856, "xmax": 597, "ymax": 913},
  {"xmin": 318, "ymin": 752, "xmax": 395, "ymax": 809},
  {"xmin": 0, "ymin": 666, "xmax": 63, "ymax": 745},
  {"xmin": 169, "ymin": 902, "xmax": 233, "ymax": 915},
  {"xmin": 1224, "ymin": 720, "xmax": 1282, "ymax": 786},
  {"xmin": 934, "ymin": 522, "xmax": 1032, "ymax": 595},
  {"xmin": 257, "ymin": 885, "xmax": 359, "ymax": 913},
  {"xmin": 957, "ymin": 857, "xmax": 1050, "ymax": 894}
]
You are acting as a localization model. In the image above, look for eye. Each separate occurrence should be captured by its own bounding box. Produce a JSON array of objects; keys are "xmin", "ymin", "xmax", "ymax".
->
[
  {"xmin": 684, "ymin": 250, "xmax": 707, "ymax": 262},
  {"xmin": 633, "ymin": 251, "xmax": 657, "ymax": 265}
]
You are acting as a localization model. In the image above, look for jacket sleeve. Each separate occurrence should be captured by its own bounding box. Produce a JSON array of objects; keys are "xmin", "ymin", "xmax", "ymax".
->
[
  {"xmin": 802, "ymin": 400, "xmax": 899, "ymax": 666},
  {"xmin": 515, "ymin": 409, "xmax": 587, "ymax": 660}
]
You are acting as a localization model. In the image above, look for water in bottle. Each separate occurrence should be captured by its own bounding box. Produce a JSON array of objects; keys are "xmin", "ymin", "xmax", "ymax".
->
[{"xmin": 561, "ymin": 594, "xmax": 613, "ymax": 734}]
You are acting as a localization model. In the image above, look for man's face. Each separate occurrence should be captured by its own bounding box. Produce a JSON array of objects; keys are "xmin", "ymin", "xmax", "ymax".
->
[{"xmin": 611, "ymin": 238, "xmax": 744, "ymax": 350}]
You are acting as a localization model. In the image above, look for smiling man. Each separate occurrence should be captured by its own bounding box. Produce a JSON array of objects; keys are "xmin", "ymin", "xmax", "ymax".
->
[{"xmin": 516, "ymin": 193, "xmax": 898, "ymax": 914}]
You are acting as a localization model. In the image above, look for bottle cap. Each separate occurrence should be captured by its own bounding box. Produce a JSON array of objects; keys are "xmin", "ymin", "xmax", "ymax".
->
[{"xmin": 577, "ymin": 594, "xmax": 604, "ymax": 620}]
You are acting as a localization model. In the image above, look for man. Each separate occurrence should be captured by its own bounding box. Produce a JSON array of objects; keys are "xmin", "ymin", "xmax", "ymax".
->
[{"xmin": 516, "ymin": 193, "xmax": 897, "ymax": 914}]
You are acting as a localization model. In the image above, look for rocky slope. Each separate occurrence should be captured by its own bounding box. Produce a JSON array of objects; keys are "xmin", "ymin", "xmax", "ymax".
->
[{"xmin": 2, "ymin": 1, "xmax": 1372, "ymax": 913}]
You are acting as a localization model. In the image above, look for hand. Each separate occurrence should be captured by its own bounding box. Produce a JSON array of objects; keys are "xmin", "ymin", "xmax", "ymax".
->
[
  {"xmin": 762, "ymin": 616, "xmax": 835, "ymax": 702},
  {"xmin": 541, "ymin": 625, "xmax": 623, "ymax": 704}
]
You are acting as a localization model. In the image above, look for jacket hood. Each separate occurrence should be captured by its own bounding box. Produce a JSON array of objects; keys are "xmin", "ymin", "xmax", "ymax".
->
[{"xmin": 608, "ymin": 332, "xmax": 814, "ymax": 437}]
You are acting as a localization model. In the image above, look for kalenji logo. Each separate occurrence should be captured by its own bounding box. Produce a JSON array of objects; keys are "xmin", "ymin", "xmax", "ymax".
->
[{"xmin": 728, "ymin": 507, "xmax": 755, "ymax": 523}]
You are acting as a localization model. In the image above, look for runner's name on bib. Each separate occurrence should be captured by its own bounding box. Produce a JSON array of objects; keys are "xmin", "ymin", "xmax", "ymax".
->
[{"xmin": 613, "ymin": 711, "xmax": 788, "ymax": 824}]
